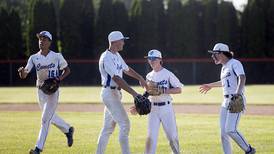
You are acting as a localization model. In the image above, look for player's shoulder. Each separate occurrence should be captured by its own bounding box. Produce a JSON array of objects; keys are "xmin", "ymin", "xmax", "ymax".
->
[
  {"xmin": 229, "ymin": 58, "xmax": 243, "ymax": 66},
  {"xmin": 161, "ymin": 68, "xmax": 174, "ymax": 75},
  {"xmin": 99, "ymin": 50, "xmax": 109, "ymax": 59},
  {"xmin": 146, "ymin": 71, "xmax": 154, "ymax": 79},
  {"xmin": 50, "ymin": 50, "xmax": 61, "ymax": 56}
]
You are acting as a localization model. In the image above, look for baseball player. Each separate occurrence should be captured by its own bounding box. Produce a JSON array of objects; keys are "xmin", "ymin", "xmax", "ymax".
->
[
  {"xmin": 131, "ymin": 49, "xmax": 183, "ymax": 154},
  {"xmin": 97, "ymin": 31, "xmax": 147, "ymax": 154},
  {"xmin": 199, "ymin": 43, "xmax": 256, "ymax": 154},
  {"xmin": 18, "ymin": 31, "xmax": 74, "ymax": 154}
]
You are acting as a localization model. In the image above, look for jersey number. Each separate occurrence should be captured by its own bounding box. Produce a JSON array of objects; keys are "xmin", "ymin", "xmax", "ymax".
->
[
  {"xmin": 48, "ymin": 70, "xmax": 58, "ymax": 78},
  {"xmin": 226, "ymin": 79, "xmax": 230, "ymax": 87}
]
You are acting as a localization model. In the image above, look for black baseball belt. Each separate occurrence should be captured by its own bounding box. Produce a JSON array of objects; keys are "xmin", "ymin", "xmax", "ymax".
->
[
  {"xmin": 103, "ymin": 85, "xmax": 121, "ymax": 90},
  {"xmin": 153, "ymin": 101, "xmax": 170, "ymax": 106}
]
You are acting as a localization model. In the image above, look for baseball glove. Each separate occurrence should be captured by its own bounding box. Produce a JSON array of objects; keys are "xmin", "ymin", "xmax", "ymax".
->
[
  {"xmin": 228, "ymin": 94, "xmax": 244, "ymax": 113},
  {"xmin": 134, "ymin": 94, "xmax": 151, "ymax": 115},
  {"xmin": 40, "ymin": 78, "xmax": 60, "ymax": 95},
  {"xmin": 146, "ymin": 80, "xmax": 166, "ymax": 96}
]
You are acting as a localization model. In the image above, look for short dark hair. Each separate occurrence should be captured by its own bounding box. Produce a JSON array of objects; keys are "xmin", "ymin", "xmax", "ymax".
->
[{"xmin": 222, "ymin": 52, "xmax": 233, "ymax": 59}]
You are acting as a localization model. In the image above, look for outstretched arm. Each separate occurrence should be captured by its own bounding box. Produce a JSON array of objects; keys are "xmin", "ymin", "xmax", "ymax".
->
[
  {"xmin": 112, "ymin": 75, "xmax": 138, "ymax": 97},
  {"xmin": 199, "ymin": 81, "xmax": 222, "ymax": 94},
  {"xmin": 124, "ymin": 67, "xmax": 147, "ymax": 89},
  {"xmin": 166, "ymin": 87, "xmax": 182, "ymax": 94}
]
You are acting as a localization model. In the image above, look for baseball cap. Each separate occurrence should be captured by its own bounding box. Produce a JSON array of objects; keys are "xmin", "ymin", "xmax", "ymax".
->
[
  {"xmin": 108, "ymin": 31, "xmax": 129, "ymax": 43},
  {"xmin": 208, "ymin": 43, "xmax": 230, "ymax": 53},
  {"xmin": 144, "ymin": 49, "xmax": 162, "ymax": 59},
  {"xmin": 36, "ymin": 31, "xmax": 52, "ymax": 41}
]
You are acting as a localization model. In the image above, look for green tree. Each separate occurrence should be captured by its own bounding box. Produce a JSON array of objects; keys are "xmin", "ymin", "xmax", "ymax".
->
[
  {"xmin": 203, "ymin": 0, "xmax": 218, "ymax": 53},
  {"xmin": 28, "ymin": 0, "xmax": 58, "ymax": 55},
  {"xmin": 265, "ymin": 0, "xmax": 274, "ymax": 57},
  {"xmin": 0, "ymin": 8, "xmax": 23, "ymax": 59},
  {"xmin": 112, "ymin": 1, "xmax": 129, "ymax": 32},
  {"xmin": 129, "ymin": 0, "xmax": 166, "ymax": 58},
  {"xmin": 94, "ymin": 0, "xmax": 114, "ymax": 55},
  {"xmin": 216, "ymin": 1, "xmax": 240, "ymax": 53},
  {"xmin": 241, "ymin": 0, "xmax": 265, "ymax": 57},
  {"xmin": 166, "ymin": 0, "xmax": 184, "ymax": 56},
  {"xmin": 60, "ymin": 0, "xmax": 95, "ymax": 58},
  {"xmin": 181, "ymin": 0, "xmax": 204, "ymax": 57}
]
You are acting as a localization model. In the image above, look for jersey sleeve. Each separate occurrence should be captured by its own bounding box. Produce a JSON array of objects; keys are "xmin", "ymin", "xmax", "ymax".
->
[
  {"xmin": 58, "ymin": 53, "xmax": 68, "ymax": 70},
  {"xmin": 103, "ymin": 56, "xmax": 118, "ymax": 78},
  {"xmin": 232, "ymin": 60, "xmax": 245, "ymax": 76},
  {"xmin": 25, "ymin": 56, "xmax": 34, "ymax": 73},
  {"xmin": 169, "ymin": 72, "xmax": 184, "ymax": 88},
  {"xmin": 146, "ymin": 73, "xmax": 151, "ymax": 81}
]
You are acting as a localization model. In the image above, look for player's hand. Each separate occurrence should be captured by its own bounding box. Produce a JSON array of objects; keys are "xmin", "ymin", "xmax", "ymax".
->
[
  {"xmin": 199, "ymin": 84, "xmax": 212, "ymax": 94},
  {"xmin": 129, "ymin": 106, "xmax": 137, "ymax": 115},
  {"xmin": 139, "ymin": 78, "xmax": 148, "ymax": 90},
  {"xmin": 18, "ymin": 66, "xmax": 26, "ymax": 79}
]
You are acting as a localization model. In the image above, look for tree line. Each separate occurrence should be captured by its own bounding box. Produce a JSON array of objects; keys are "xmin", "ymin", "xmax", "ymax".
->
[{"xmin": 0, "ymin": 0, "xmax": 274, "ymax": 60}]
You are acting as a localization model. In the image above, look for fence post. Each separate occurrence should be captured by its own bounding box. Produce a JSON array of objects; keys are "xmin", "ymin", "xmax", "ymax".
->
[
  {"xmin": 192, "ymin": 61, "xmax": 196, "ymax": 84},
  {"xmin": 9, "ymin": 61, "xmax": 13, "ymax": 86}
]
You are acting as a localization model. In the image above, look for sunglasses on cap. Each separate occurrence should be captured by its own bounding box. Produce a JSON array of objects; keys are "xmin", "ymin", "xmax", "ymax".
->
[{"xmin": 147, "ymin": 57, "xmax": 159, "ymax": 61}]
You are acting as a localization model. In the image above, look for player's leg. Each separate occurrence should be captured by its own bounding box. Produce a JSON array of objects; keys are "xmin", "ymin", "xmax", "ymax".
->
[
  {"xmin": 220, "ymin": 107, "xmax": 232, "ymax": 154},
  {"xmin": 145, "ymin": 107, "xmax": 160, "ymax": 154},
  {"xmin": 225, "ymin": 111, "xmax": 250, "ymax": 152},
  {"xmin": 161, "ymin": 104, "xmax": 180, "ymax": 154},
  {"xmin": 35, "ymin": 89, "xmax": 59, "ymax": 150},
  {"xmin": 96, "ymin": 107, "xmax": 116, "ymax": 154},
  {"xmin": 49, "ymin": 90, "xmax": 70, "ymax": 133},
  {"xmin": 98, "ymin": 89, "xmax": 130, "ymax": 154},
  {"xmin": 47, "ymin": 90, "xmax": 74, "ymax": 147},
  {"xmin": 51, "ymin": 114, "xmax": 71, "ymax": 133}
]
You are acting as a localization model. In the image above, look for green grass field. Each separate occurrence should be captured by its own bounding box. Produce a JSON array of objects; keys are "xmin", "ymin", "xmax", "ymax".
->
[
  {"xmin": 0, "ymin": 85, "xmax": 274, "ymax": 104},
  {"xmin": 0, "ymin": 112, "xmax": 273, "ymax": 154}
]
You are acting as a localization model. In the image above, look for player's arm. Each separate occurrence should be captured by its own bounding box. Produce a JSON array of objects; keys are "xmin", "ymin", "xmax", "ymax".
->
[
  {"xmin": 199, "ymin": 81, "xmax": 222, "ymax": 94},
  {"xmin": 166, "ymin": 87, "xmax": 181, "ymax": 94},
  {"xmin": 235, "ymin": 74, "xmax": 246, "ymax": 94},
  {"xmin": 112, "ymin": 75, "xmax": 138, "ymax": 97},
  {"xmin": 18, "ymin": 67, "xmax": 28, "ymax": 79},
  {"xmin": 123, "ymin": 67, "xmax": 147, "ymax": 89},
  {"xmin": 166, "ymin": 73, "xmax": 183, "ymax": 94},
  {"xmin": 59, "ymin": 66, "xmax": 70, "ymax": 81},
  {"xmin": 18, "ymin": 56, "xmax": 34, "ymax": 79}
]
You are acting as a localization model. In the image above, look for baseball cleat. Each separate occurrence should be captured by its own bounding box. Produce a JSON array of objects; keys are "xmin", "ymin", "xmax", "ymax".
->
[
  {"xmin": 29, "ymin": 147, "xmax": 41, "ymax": 154},
  {"xmin": 65, "ymin": 126, "xmax": 74, "ymax": 147},
  {"xmin": 245, "ymin": 145, "xmax": 256, "ymax": 154}
]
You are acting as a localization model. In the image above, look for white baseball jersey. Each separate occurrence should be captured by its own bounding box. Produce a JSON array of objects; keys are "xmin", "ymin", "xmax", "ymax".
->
[
  {"xmin": 146, "ymin": 68, "xmax": 183, "ymax": 102},
  {"xmin": 25, "ymin": 50, "xmax": 68, "ymax": 86},
  {"xmin": 24, "ymin": 50, "xmax": 71, "ymax": 150},
  {"xmin": 220, "ymin": 58, "xmax": 245, "ymax": 95},
  {"xmin": 97, "ymin": 49, "xmax": 131, "ymax": 154},
  {"xmin": 99, "ymin": 50, "xmax": 129, "ymax": 87},
  {"xmin": 145, "ymin": 68, "xmax": 183, "ymax": 154},
  {"xmin": 219, "ymin": 59, "xmax": 251, "ymax": 153}
]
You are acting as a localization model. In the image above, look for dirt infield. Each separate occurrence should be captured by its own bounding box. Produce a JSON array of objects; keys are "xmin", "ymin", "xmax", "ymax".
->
[{"xmin": 0, "ymin": 103, "xmax": 273, "ymax": 115}]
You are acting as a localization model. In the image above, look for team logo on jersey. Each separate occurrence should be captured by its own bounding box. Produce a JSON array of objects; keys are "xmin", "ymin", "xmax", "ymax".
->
[
  {"xmin": 221, "ymin": 72, "xmax": 231, "ymax": 79},
  {"xmin": 158, "ymin": 80, "xmax": 168, "ymax": 85},
  {"xmin": 116, "ymin": 64, "xmax": 123, "ymax": 71},
  {"xmin": 36, "ymin": 63, "xmax": 55, "ymax": 71}
]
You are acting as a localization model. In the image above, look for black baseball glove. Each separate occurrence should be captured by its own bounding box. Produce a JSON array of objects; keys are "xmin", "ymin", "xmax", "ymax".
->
[
  {"xmin": 40, "ymin": 78, "xmax": 60, "ymax": 95},
  {"xmin": 134, "ymin": 93, "xmax": 151, "ymax": 115}
]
